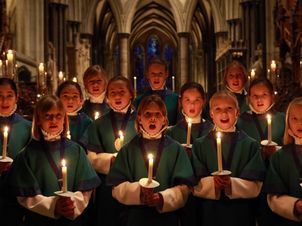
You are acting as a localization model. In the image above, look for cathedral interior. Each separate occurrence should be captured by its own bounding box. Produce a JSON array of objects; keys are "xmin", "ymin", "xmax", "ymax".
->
[{"xmin": 0, "ymin": 0, "xmax": 301, "ymax": 117}]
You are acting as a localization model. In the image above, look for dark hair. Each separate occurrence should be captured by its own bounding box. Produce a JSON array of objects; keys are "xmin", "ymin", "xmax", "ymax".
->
[
  {"xmin": 248, "ymin": 78, "xmax": 274, "ymax": 96},
  {"xmin": 0, "ymin": 78, "xmax": 18, "ymax": 96},
  {"xmin": 83, "ymin": 64, "xmax": 108, "ymax": 83},
  {"xmin": 106, "ymin": 75, "xmax": 134, "ymax": 99},
  {"xmin": 180, "ymin": 82, "xmax": 205, "ymax": 99},
  {"xmin": 135, "ymin": 94, "xmax": 168, "ymax": 133},
  {"xmin": 57, "ymin": 81, "xmax": 83, "ymax": 99},
  {"xmin": 32, "ymin": 95, "xmax": 69, "ymax": 140},
  {"xmin": 146, "ymin": 58, "xmax": 168, "ymax": 73}
]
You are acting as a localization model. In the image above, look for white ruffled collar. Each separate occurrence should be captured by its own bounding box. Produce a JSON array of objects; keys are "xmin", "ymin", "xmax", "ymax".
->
[
  {"xmin": 41, "ymin": 128, "xmax": 63, "ymax": 141},
  {"xmin": 182, "ymin": 110, "xmax": 202, "ymax": 124},
  {"xmin": 140, "ymin": 125, "xmax": 167, "ymax": 139},
  {"xmin": 67, "ymin": 105, "xmax": 83, "ymax": 116},
  {"xmin": 248, "ymin": 103, "xmax": 274, "ymax": 115},
  {"xmin": 87, "ymin": 91, "xmax": 106, "ymax": 104},
  {"xmin": 0, "ymin": 104, "xmax": 17, "ymax": 117},
  {"xmin": 109, "ymin": 101, "xmax": 132, "ymax": 114}
]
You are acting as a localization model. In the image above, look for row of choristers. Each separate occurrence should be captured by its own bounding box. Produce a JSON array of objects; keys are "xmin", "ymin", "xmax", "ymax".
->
[{"xmin": 0, "ymin": 58, "xmax": 300, "ymax": 226}]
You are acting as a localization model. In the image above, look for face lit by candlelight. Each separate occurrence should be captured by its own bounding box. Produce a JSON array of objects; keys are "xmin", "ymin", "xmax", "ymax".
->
[
  {"xmin": 138, "ymin": 102, "xmax": 167, "ymax": 136},
  {"xmin": 225, "ymin": 66, "xmax": 245, "ymax": 92},
  {"xmin": 59, "ymin": 85, "xmax": 83, "ymax": 113},
  {"xmin": 146, "ymin": 63, "xmax": 168, "ymax": 90},
  {"xmin": 210, "ymin": 96, "xmax": 239, "ymax": 130},
  {"xmin": 107, "ymin": 80, "xmax": 132, "ymax": 110},
  {"xmin": 0, "ymin": 84, "xmax": 17, "ymax": 115},
  {"xmin": 39, "ymin": 107, "xmax": 65, "ymax": 135},
  {"xmin": 249, "ymin": 83, "xmax": 274, "ymax": 113},
  {"xmin": 84, "ymin": 74, "xmax": 106, "ymax": 97},
  {"xmin": 181, "ymin": 88, "xmax": 205, "ymax": 118},
  {"xmin": 288, "ymin": 104, "xmax": 302, "ymax": 138}
]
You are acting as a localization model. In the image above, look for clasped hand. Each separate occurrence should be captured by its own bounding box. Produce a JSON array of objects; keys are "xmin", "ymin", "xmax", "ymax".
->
[
  {"xmin": 55, "ymin": 196, "xmax": 75, "ymax": 218},
  {"xmin": 140, "ymin": 186, "xmax": 163, "ymax": 208}
]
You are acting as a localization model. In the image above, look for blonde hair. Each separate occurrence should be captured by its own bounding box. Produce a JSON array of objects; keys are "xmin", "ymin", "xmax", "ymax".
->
[
  {"xmin": 135, "ymin": 94, "xmax": 168, "ymax": 133},
  {"xmin": 83, "ymin": 65, "xmax": 108, "ymax": 88},
  {"xmin": 283, "ymin": 97, "xmax": 302, "ymax": 145},
  {"xmin": 209, "ymin": 90, "xmax": 239, "ymax": 111},
  {"xmin": 32, "ymin": 95, "xmax": 69, "ymax": 140},
  {"xmin": 223, "ymin": 60, "xmax": 248, "ymax": 86}
]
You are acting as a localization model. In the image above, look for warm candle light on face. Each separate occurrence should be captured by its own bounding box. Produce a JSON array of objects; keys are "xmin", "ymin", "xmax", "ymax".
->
[
  {"xmin": 267, "ymin": 114, "xmax": 272, "ymax": 143},
  {"xmin": 2, "ymin": 126, "xmax": 9, "ymax": 159},
  {"xmin": 216, "ymin": 132, "xmax": 223, "ymax": 172},
  {"xmin": 147, "ymin": 154, "xmax": 154, "ymax": 183},
  {"xmin": 61, "ymin": 159, "xmax": 67, "ymax": 192},
  {"xmin": 186, "ymin": 118, "xmax": 192, "ymax": 146}
]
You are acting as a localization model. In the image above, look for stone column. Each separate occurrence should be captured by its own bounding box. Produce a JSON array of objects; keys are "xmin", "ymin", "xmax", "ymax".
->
[
  {"xmin": 118, "ymin": 33, "xmax": 130, "ymax": 78},
  {"xmin": 178, "ymin": 32, "xmax": 190, "ymax": 87}
]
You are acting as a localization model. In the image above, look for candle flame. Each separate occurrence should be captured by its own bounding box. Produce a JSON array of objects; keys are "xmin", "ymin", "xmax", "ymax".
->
[
  {"xmin": 187, "ymin": 118, "xmax": 192, "ymax": 126},
  {"xmin": 216, "ymin": 131, "xmax": 221, "ymax": 139},
  {"xmin": 148, "ymin": 153, "xmax": 153, "ymax": 160},
  {"xmin": 134, "ymin": 76, "xmax": 136, "ymax": 80},
  {"xmin": 266, "ymin": 114, "xmax": 271, "ymax": 122},
  {"xmin": 72, "ymin": 77, "xmax": 77, "ymax": 82},
  {"xmin": 61, "ymin": 159, "xmax": 66, "ymax": 167},
  {"xmin": 94, "ymin": 111, "xmax": 100, "ymax": 120},
  {"xmin": 119, "ymin": 130, "xmax": 124, "ymax": 139},
  {"xmin": 4, "ymin": 126, "xmax": 9, "ymax": 133}
]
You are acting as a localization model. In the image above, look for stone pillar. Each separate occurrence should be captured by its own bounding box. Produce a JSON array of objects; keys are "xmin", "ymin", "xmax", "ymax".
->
[
  {"xmin": 118, "ymin": 33, "xmax": 130, "ymax": 78},
  {"xmin": 178, "ymin": 32, "xmax": 190, "ymax": 87}
]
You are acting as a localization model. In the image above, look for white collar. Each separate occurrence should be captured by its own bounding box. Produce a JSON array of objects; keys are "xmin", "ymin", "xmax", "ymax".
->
[
  {"xmin": 0, "ymin": 104, "xmax": 17, "ymax": 117},
  {"xmin": 150, "ymin": 82, "xmax": 166, "ymax": 91},
  {"xmin": 248, "ymin": 103, "xmax": 275, "ymax": 115},
  {"xmin": 87, "ymin": 91, "xmax": 106, "ymax": 104},
  {"xmin": 67, "ymin": 105, "xmax": 83, "ymax": 116},
  {"xmin": 109, "ymin": 101, "xmax": 132, "ymax": 114},
  {"xmin": 140, "ymin": 125, "xmax": 167, "ymax": 139},
  {"xmin": 214, "ymin": 124, "xmax": 236, "ymax": 133},
  {"xmin": 41, "ymin": 128, "xmax": 63, "ymax": 141},
  {"xmin": 182, "ymin": 110, "xmax": 202, "ymax": 124},
  {"xmin": 226, "ymin": 86, "xmax": 246, "ymax": 95}
]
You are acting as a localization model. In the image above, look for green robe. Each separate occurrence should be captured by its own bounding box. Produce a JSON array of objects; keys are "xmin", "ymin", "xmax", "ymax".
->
[
  {"xmin": 134, "ymin": 88, "xmax": 179, "ymax": 125},
  {"xmin": 7, "ymin": 138, "xmax": 100, "ymax": 226},
  {"xmin": 233, "ymin": 91, "xmax": 250, "ymax": 114},
  {"xmin": 68, "ymin": 112, "xmax": 92, "ymax": 143},
  {"xmin": 81, "ymin": 99, "xmax": 110, "ymax": 120},
  {"xmin": 264, "ymin": 144, "xmax": 302, "ymax": 226},
  {"xmin": 237, "ymin": 110, "xmax": 285, "ymax": 145},
  {"xmin": 107, "ymin": 135, "xmax": 194, "ymax": 226},
  {"xmin": 192, "ymin": 130, "xmax": 265, "ymax": 226},
  {"xmin": 0, "ymin": 113, "xmax": 31, "ymax": 159}
]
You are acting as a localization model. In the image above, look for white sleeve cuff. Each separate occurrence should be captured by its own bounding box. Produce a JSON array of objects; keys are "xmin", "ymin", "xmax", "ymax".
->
[
  {"xmin": 226, "ymin": 178, "xmax": 262, "ymax": 199},
  {"xmin": 193, "ymin": 176, "xmax": 217, "ymax": 200},
  {"xmin": 71, "ymin": 191, "xmax": 92, "ymax": 220},
  {"xmin": 112, "ymin": 181, "xmax": 141, "ymax": 205},
  {"xmin": 87, "ymin": 150, "xmax": 114, "ymax": 174}
]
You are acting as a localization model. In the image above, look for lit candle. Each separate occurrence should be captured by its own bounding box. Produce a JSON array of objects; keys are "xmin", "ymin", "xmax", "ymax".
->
[
  {"xmin": 72, "ymin": 77, "xmax": 77, "ymax": 82},
  {"xmin": 216, "ymin": 132, "xmax": 223, "ymax": 172},
  {"xmin": 147, "ymin": 154, "xmax": 153, "ymax": 183},
  {"xmin": 133, "ymin": 76, "xmax": 137, "ymax": 97},
  {"xmin": 61, "ymin": 159, "xmax": 67, "ymax": 192},
  {"xmin": 6, "ymin": 50, "xmax": 13, "ymax": 62},
  {"xmin": 270, "ymin": 60, "xmax": 276, "ymax": 72},
  {"xmin": 2, "ymin": 126, "xmax": 9, "ymax": 159},
  {"xmin": 67, "ymin": 130, "xmax": 71, "ymax": 139},
  {"xmin": 186, "ymin": 118, "xmax": 192, "ymax": 146},
  {"xmin": 38, "ymin": 63, "xmax": 45, "ymax": 87},
  {"xmin": 6, "ymin": 50, "xmax": 14, "ymax": 77},
  {"xmin": 250, "ymin": 69, "xmax": 255, "ymax": 80},
  {"xmin": 119, "ymin": 130, "xmax": 124, "ymax": 147},
  {"xmin": 172, "ymin": 76, "xmax": 175, "ymax": 92},
  {"xmin": 267, "ymin": 114, "xmax": 272, "ymax": 143},
  {"xmin": 58, "ymin": 71, "xmax": 64, "ymax": 81},
  {"xmin": 94, "ymin": 111, "xmax": 100, "ymax": 120}
]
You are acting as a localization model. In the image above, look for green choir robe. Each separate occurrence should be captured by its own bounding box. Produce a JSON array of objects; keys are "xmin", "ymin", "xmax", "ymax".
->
[
  {"xmin": 68, "ymin": 112, "xmax": 92, "ymax": 143},
  {"xmin": 107, "ymin": 135, "xmax": 194, "ymax": 226},
  {"xmin": 192, "ymin": 130, "xmax": 266, "ymax": 226},
  {"xmin": 0, "ymin": 113, "xmax": 31, "ymax": 159},
  {"xmin": 233, "ymin": 91, "xmax": 250, "ymax": 114},
  {"xmin": 264, "ymin": 144, "xmax": 302, "ymax": 226},
  {"xmin": 7, "ymin": 138, "xmax": 100, "ymax": 226},
  {"xmin": 237, "ymin": 110, "xmax": 285, "ymax": 145},
  {"xmin": 134, "ymin": 88, "xmax": 179, "ymax": 125},
  {"xmin": 81, "ymin": 99, "xmax": 110, "ymax": 120}
]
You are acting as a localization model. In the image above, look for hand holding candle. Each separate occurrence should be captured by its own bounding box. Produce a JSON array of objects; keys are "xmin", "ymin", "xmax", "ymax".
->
[
  {"xmin": 61, "ymin": 159, "xmax": 67, "ymax": 193},
  {"xmin": 216, "ymin": 132, "xmax": 223, "ymax": 172},
  {"xmin": 147, "ymin": 154, "xmax": 154, "ymax": 183},
  {"xmin": 2, "ymin": 126, "xmax": 9, "ymax": 159},
  {"xmin": 186, "ymin": 118, "xmax": 192, "ymax": 146},
  {"xmin": 267, "ymin": 114, "xmax": 272, "ymax": 143}
]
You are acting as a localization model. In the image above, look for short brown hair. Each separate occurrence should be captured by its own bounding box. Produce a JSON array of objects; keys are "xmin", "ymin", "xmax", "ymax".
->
[
  {"xmin": 146, "ymin": 58, "xmax": 168, "ymax": 73},
  {"xmin": 106, "ymin": 75, "xmax": 134, "ymax": 100},
  {"xmin": 135, "ymin": 94, "xmax": 168, "ymax": 133},
  {"xmin": 32, "ymin": 95, "xmax": 69, "ymax": 140}
]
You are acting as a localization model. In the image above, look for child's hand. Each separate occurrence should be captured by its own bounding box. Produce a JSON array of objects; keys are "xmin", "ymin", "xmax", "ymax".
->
[
  {"xmin": 110, "ymin": 156, "xmax": 116, "ymax": 166},
  {"xmin": 0, "ymin": 161, "xmax": 12, "ymax": 174},
  {"xmin": 140, "ymin": 186, "xmax": 154, "ymax": 205},
  {"xmin": 294, "ymin": 199, "xmax": 302, "ymax": 216},
  {"xmin": 55, "ymin": 197, "xmax": 75, "ymax": 218},
  {"xmin": 146, "ymin": 193, "xmax": 164, "ymax": 209},
  {"xmin": 214, "ymin": 175, "xmax": 231, "ymax": 191}
]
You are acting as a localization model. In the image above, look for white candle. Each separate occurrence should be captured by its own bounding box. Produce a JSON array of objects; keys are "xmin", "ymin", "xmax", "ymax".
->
[
  {"xmin": 58, "ymin": 71, "xmax": 64, "ymax": 81},
  {"xmin": 216, "ymin": 132, "xmax": 223, "ymax": 172},
  {"xmin": 6, "ymin": 50, "xmax": 14, "ymax": 77},
  {"xmin": 38, "ymin": 63, "xmax": 45, "ymax": 87},
  {"xmin": 94, "ymin": 111, "xmax": 100, "ymax": 120},
  {"xmin": 267, "ymin": 114, "xmax": 272, "ymax": 143},
  {"xmin": 270, "ymin": 60, "xmax": 276, "ymax": 72},
  {"xmin": 72, "ymin": 77, "xmax": 77, "ymax": 82},
  {"xmin": 172, "ymin": 76, "xmax": 175, "ymax": 92},
  {"xmin": 186, "ymin": 118, "xmax": 192, "ymax": 146},
  {"xmin": 147, "ymin": 154, "xmax": 153, "ymax": 183},
  {"xmin": 61, "ymin": 159, "xmax": 67, "ymax": 192},
  {"xmin": 6, "ymin": 50, "xmax": 13, "ymax": 62},
  {"xmin": 2, "ymin": 126, "xmax": 9, "ymax": 159},
  {"xmin": 133, "ymin": 76, "xmax": 137, "ymax": 96},
  {"xmin": 119, "ymin": 130, "xmax": 124, "ymax": 147},
  {"xmin": 250, "ymin": 69, "xmax": 255, "ymax": 80}
]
